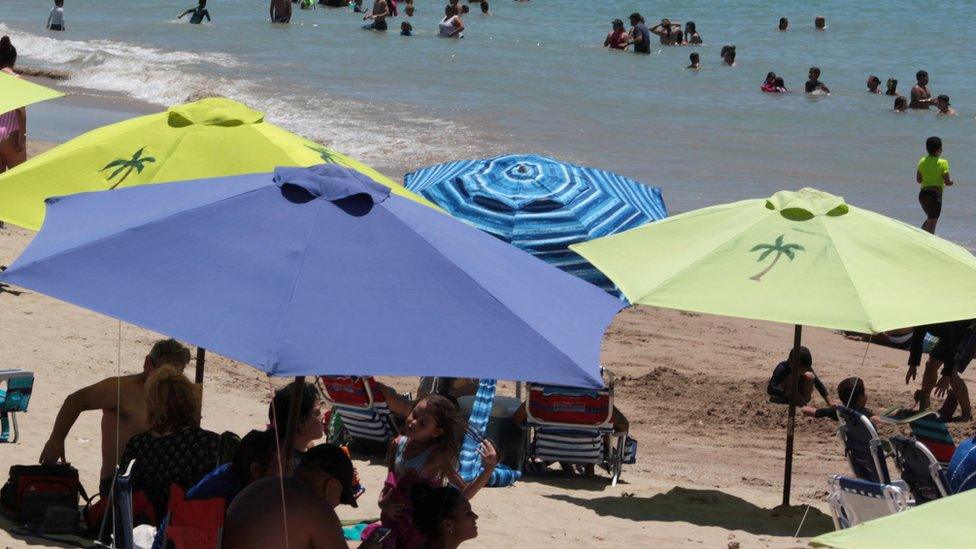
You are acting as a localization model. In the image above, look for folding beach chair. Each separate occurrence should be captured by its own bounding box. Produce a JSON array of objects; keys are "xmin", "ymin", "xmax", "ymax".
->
[
  {"xmin": 908, "ymin": 413, "xmax": 956, "ymax": 467},
  {"xmin": 320, "ymin": 376, "xmax": 396, "ymax": 452},
  {"xmin": 0, "ymin": 369, "xmax": 33, "ymax": 444},
  {"xmin": 836, "ymin": 407, "xmax": 893, "ymax": 484},
  {"xmin": 826, "ymin": 475, "xmax": 911, "ymax": 530},
  {"xmin": 521, "ymin": 380, "xmax": 628, "ymax": 486},
  {"xmin": 889, "ymin": 435, "xmax": 950, "ymax": 504}
]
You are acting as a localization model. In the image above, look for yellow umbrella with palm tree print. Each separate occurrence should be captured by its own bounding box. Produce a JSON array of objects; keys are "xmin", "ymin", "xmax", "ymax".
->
[
  {"xmin": 572, "ymin": 187, "xmax": 976, "ymax": 506},
  {"xmin": 0, "ymin": 97, "xmax": 434, "ymax": 230}
]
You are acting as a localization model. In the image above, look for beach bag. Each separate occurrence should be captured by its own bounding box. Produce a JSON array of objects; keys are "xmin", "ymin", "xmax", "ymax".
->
[{"xmin": 0, "ymin": 463, "xmax": 84, "ymax": 523}]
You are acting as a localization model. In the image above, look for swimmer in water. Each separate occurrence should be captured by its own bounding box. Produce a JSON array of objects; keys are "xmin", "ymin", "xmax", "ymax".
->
[
  {"xmin": 935, "ymin": 95, "xmax": 957, "ymax": 116},
  {"xmin": 650, "ymin": 18, "xmax": 682, "ymax": 45},
  {"xmin": 405, "ymin": 1, "xmax": 414, "ymax": 17},
  {"xmin": 604, "ymin": 19, "xmax": 628, "ymax": 51},
  {"xmin": 687, "ymin": 52, "xmax": 700, "ymax": 69},
  {"xmin": 480, "ymin": 1, "xmax": 490, "ymax": 16},
  {"xmin": 684, "ymin": 21, "xmax": 702, "ymax": 44},
  {"xmin": 814, "ymin": 16, "xmax": 826, "ymax": 30},
  {"xmin": 866, "ymin": 75, "xmax": 882, "ymax": 93},
  {"xmin": 270, "ymin": 0, "xmax": 291, "ymax": 23},
  {"xmin": 910, "ymin": 70, "xmax": 934, "ymax": 109},
  {"xmin": 886, "ymin": 78, "xmax": 899, "ymax": 96},
  {"xmin": 363, "ymin": 0, "xmax": 390, "ymax": 31},
  {"xmin": 805, "ymin": 67, "xmax": 830, "ymax": 94},
  {"xmin": 400, "ymin": 21, "xmax": 412, "ymax": 36},
  {"xmin": 894, "ymin": 96, "xmax": 908, "ymax": 112},
  {"xmin": 773, "ymin": 77, "xmax": 787, "ymax": 93},
  {"xmin": 778, "ymin": 17, "xmax": 788, "ymax": 31},
  {"xmin": 761, "ymin": 72, "xmax": 777, "ymax": 92},
  {"xmin": 720, "ymin": 45, "xmax": 736, "ymax": 66},
  {"xmin": 179, "ymin": 0, "xmax": 211, "ymax": 24}
]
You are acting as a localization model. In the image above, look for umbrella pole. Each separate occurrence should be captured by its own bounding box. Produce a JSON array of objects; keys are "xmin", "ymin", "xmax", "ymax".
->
[
  {"xmin": 283, "ymin": 376, "xmax": 306, "ymax": 474},
  {"xmin": 195, "ymin": 347, "xmax": 206, "ymax": 385},
  {"xmin": 782, "ymin": 324, "xmax": 803, "ymax": 507}
]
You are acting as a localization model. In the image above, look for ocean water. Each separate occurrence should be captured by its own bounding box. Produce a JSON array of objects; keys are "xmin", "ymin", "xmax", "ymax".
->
[{"xmin": 1, "ymin": 0, "xmax": 974, "ymax": 249}]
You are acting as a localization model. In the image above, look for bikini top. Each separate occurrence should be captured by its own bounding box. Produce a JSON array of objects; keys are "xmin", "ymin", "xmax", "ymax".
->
[{"xmin": 394, "ymin": 436, "xmax": 436, "ymax": 476}]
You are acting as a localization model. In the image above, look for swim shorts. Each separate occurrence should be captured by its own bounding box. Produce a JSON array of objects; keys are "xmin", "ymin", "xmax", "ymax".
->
[{"xmin": 918, "ymin": 188, "xmax": 942, "ymax": 219}]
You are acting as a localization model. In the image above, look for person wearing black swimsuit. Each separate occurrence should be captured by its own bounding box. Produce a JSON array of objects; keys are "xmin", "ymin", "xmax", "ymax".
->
[{"xmin": 178, "ymin": 0, "xmax": 212, "ymax": 24}]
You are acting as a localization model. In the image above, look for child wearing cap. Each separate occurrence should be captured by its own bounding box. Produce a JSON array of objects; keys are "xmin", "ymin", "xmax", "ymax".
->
[{"xmin": 916, "ymin": 136, "xmax": 953, "ymax": 234}]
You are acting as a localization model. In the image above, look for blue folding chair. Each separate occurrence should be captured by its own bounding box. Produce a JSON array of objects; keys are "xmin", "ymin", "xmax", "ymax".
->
[
  {"xmin": 836, "ymin": 406, "xmax": 892, "ymax": 484},
  {"xmin": 0, "ymin": 369, "xmax": 34, "ymax": 443},
  {"xmin": 826, "ymin": 475, "xmax": 911, "ymax": 530},
  {"xmin": 889, "ymin": 435, "xmax": 950, "ymax": 504}
]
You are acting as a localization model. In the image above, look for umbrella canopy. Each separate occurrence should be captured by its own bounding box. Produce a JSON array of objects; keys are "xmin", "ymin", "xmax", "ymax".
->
[
  {"xmin": 404, "ymin": 154, "xmax": 667, "ymax": 293},
  {"xmin": 811, "ymin": 488, "xmax": 976, "ymax": 548},
  {"xmin": 0, "ymin": 164, "xmax": 622, "ymax": 388},
  {"xmin": 571, "ymin": 188, "xmax": 976, "ymax": 334},
  {"xmin": 0, "ymin": 97, "xmax": 433, "ymax": 230},
  {"xmin": 0, "ymin": 71, "xmax": 64, "ymax": 114}
]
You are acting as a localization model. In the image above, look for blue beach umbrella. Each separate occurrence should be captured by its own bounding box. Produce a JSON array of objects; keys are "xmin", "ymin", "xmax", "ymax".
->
[
  {"xmin": 0, "ymin": 165, "xmax": 622, "ymax": 389},
  {"xmin": 404, "ymin": 154, "xmax": 667, "ymax": 294}
]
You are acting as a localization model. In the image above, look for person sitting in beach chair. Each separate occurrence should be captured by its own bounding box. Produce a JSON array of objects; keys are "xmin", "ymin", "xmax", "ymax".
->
[
  {"xmin": 802, "ymin": 377, "xmax": 879, "ymax": 424},
  {"xmin": 39, "ymin": 339, "xmax": 192, "ymax": 497},
  {"xmin": 119, "ymin": 366, "xmax": 221, "ymax": 522},
  {"xmin": 320, "ymin": 376, "xmax": 410, "ymax": 453},
  {"xmin": 767, "ymin": 346, "xmax": 833, "ymax": 408},
  {"xmin": 513, "ymin": 380, "xmax": 632, "ymax": 484},
  {"xmin": 223, "ymin": 443, "xmax": 385, "ymax": 548},
  {"xmin": 269, "ymin": 380, "xmax": 325, "ymax": 452},
  {"xmin": 152, "ymin": 429, "xmax": 279, "ymax": 548}
]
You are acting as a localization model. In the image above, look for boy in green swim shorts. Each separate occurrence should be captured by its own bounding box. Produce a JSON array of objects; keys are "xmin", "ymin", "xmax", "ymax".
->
[{"xmin": 916, "ymin": 136, "xmax": 953, "ymax": 234}]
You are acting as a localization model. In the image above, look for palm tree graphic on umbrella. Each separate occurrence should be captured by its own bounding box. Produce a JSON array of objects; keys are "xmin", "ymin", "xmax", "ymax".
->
[
  {"xmin": 749, "ymin": 235, "xmax": 804, "ymax": 281},
  {"xmin": 305, "ymin": 144, "xmax": 339, "ymax": 164},
  {"xmin": 100, "ymin": 147, "xmax": 156, "ymax": 189}
]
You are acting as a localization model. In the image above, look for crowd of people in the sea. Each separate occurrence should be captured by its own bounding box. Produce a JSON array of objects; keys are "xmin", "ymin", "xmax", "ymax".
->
[{"xmin": 603, "ymin": 12, "xmax": 962, "ymax": 117}]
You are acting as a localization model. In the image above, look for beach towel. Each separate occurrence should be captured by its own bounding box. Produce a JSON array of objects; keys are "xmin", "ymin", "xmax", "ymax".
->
[{"xmin": 459, "ymin": 379, "xmax": 520, "ymax": 487}]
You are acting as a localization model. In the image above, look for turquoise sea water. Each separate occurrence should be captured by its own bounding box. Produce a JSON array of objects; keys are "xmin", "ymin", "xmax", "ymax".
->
[{"xmin": 1, "ymin": 1, "xmax": 974, "ymax": 248}]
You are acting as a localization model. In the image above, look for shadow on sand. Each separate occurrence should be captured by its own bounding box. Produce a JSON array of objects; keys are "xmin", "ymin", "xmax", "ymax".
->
[{"xmin": 546, "ymin": 486, "xmax": 834, "ymax": 537}]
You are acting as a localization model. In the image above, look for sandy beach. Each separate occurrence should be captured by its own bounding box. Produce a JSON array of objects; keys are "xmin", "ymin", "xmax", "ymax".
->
[{"xmin": 1, "ymin": 146, "xmax": 971, "ymax": 548}]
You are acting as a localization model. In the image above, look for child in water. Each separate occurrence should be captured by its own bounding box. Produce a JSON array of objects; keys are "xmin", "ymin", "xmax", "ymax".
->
[
  {"xmin": 371, "ymin": 394, "xmax": 498, "ymax": 548},
  {"xmin": 687, "ymin": 52, "xmax": 700, "ymax": 69},
  {"xmin": 47, "ymin": 0, "xmax": 65, "ymax": 32},
  {"xmin": 893, "ymin": 96, "xmax": 908, "ymax": 112},
  {"xmin": 916, "ymin": 136, "xmax": 953, "ymax": 234},
  {"xmin": 178, "ymin": 0, "xmax": 211, "ymax": 24},
  {"xmin": 400, "ymin": 21, "xmax": 412, "ymax": 36}
]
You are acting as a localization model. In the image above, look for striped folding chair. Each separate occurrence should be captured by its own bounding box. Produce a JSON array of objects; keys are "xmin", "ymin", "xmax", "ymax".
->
[
  {"xmin": 826, "ymin": 475, "xmax": 911, "ymax": 530},
  {"xmin": 889, "ymin": 435, "xmax": 951, "ymax": 504},
  {"xmin": 522, "ymin": 380, "xmax": 628, "ymax": 486},
  {"xmin": 909, "ymin": 413, "xmax": 956, "ymax": 467},
  {"xmin": 320, "ymin": 376, "xmax": 396, "ymax": 452},
  {"xmin": 458, "ymin": 379, "xmax": 521, "ymax": 487},
  {"xmin": 0, "ymin": 369, "xmax": 34, "ymax": 444}
]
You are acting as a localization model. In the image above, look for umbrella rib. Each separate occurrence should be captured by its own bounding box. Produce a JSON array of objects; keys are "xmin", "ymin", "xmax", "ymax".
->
[{"xmin": 385, "ymin": 204, "xmax": 599, "ymax": 385}]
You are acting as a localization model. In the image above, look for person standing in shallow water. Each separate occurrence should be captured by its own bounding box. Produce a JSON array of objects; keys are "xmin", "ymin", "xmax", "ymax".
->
[
  {"xmin": 603, "ymin": 19, "xmax": 628, "ymax": 51},
  {"xmin": 916, "ymin": 136, "xmax": 952, "ymax": 234},
  {"xmin": 910, "ymin": 70, "xmax": 935, "ymax": 109},
  {"xmin": 270, "ymin": 0, "xmax": 291, "ymax": 23},
  {"xmin": 179, "ymin": 0, "xmax": 211, "ymax": 24},
  {"xmin": 627, "ymin": 13, "xmax": 651, "ymax": 54}
]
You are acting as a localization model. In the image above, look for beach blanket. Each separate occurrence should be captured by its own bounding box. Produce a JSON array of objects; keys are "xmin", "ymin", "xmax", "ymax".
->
[{"xmin": 459, "ymin": 379, "xmax": 520, "ymax": 487}]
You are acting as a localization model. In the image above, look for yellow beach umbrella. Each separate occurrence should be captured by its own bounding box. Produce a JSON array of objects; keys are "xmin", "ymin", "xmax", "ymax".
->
[
  {"xmin": 0, "ymin": 71, "xmax": 65, "ymax": 114},
  {"xmin": 572, "ymin": 188, "xmax": 976, "ymax": 505},
  {"xmin": 0, "ymin": 97, "xmax": 433, "ymax": 230}
]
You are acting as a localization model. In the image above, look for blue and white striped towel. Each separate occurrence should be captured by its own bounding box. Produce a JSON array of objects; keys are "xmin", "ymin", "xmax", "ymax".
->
[{"xmin": 459, "ymin": 379, "xmax": 521, "ymax": 487}]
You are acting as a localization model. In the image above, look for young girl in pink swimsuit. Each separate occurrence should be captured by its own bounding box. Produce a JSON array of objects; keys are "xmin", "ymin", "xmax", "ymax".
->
[{"xmin": 0, "ymin": 36, "xmax": 27, "ymax": 173}]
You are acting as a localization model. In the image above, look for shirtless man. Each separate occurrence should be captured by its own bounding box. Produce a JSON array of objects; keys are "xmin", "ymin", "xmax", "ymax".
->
[
  {"xmin": 910, "ymin": 70, "xmax": 934, "ymax": 109},
  {"xmin": 223, "ymin": 443, "xmax": 383, "ymax": 549},
  {"xmin": 363, "ymin": 0, "xmax": 389, "ymax": 31},
  {"xmin": 38, "ymin": 339, "xmax": 191, "ymax": 495},
  {"xmin": 270, "ymin": 0, "xmax": 291, "ymax": 24}
]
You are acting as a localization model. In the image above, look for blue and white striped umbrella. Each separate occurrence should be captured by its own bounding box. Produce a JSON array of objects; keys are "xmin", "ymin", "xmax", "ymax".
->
[{"xmin": 404, "ymin": 154, "xmax": 667, "ymax": 295}]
